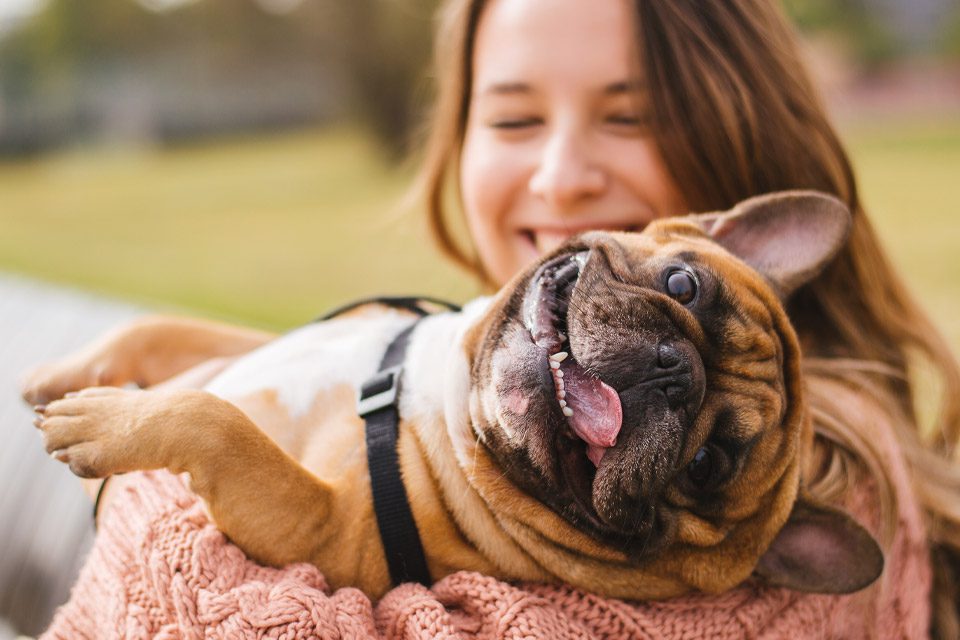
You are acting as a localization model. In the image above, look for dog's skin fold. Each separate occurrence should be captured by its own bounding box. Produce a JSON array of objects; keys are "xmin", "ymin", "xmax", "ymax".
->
[{"xmin": 24, "ymin": 190, "xmax": 883, "ymax": 600}]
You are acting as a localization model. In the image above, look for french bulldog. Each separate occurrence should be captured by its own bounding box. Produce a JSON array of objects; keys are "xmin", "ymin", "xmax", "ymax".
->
[{"xmin": 25, "ymin": 190, "xmax": 883, "ymax": 599}]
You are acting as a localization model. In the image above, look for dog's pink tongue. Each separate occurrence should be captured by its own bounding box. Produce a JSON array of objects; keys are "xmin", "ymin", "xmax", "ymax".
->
[{"xmin": 561, "ymin": 362, "xmax": 622, "ymax": 465}]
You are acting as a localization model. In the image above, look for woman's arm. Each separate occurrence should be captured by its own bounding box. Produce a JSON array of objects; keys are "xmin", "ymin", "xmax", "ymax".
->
[{"xmin": 56, "ymin": 461, "xmax": 923, "ymax": 639}]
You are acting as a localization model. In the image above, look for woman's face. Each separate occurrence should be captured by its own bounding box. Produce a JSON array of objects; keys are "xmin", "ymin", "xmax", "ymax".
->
[{"xmin": 460, "ymin": 0, "xmax": 687, "ymax": 286}]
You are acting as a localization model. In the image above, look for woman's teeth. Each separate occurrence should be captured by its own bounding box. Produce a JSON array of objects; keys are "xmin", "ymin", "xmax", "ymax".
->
[
  {"xmin": 528, "ymin": 224, "xmax": 645, "ymax": 255},
  {"xmin": 533, "ymin": 231, "xmax": 575, "ymax": 255}
]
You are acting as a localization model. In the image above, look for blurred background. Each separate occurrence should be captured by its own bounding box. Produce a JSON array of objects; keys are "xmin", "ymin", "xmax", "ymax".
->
[
  {"xmin": 0, "ymin": 0, "xmax": 958, "ymax": 636},
  {"xmin": 0, "ymin": 0, "xmax": 958, "ymax": 333}
]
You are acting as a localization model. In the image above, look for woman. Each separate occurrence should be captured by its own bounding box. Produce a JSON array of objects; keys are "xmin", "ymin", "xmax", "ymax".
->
[{"xmin": 30, "ymin": 0, "xmax": 960, "ymax": 636}]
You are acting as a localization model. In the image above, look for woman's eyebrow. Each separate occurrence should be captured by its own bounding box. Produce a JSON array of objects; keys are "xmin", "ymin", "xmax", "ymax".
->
[
  {"xmin": 474, "ymin": 80, "xmax": 644, "ymax": 98},
  {"xmin": 476, "ymin": 82, "xmax": 533, "ymax": 97},
  {"xmin": 604, "ymin": 80, "xmax": 645, "ymax": 95}
]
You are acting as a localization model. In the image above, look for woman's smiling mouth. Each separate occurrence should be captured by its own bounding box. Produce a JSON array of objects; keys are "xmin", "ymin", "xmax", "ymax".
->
[{"xmin": 520, "ymin": 223, "xmax": 645, "ymax": 256}]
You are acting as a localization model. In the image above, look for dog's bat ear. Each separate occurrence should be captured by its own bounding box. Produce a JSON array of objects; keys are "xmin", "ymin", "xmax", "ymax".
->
[
  {"xmin": 689, "ymin": 190, "xmax": 852, "ymax": 297},
  {"xmin": 753, "ymin": 493, "xmax": 884, "ymax": 594}
]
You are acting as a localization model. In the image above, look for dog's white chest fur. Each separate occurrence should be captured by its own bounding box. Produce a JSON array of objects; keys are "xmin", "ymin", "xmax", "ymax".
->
[{"xmin": 204, "ymin": 309, "xmax": 417, "ymax": 418}]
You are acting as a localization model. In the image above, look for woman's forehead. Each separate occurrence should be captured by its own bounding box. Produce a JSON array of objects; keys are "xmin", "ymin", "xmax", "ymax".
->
[{"xmin": 471, "ymin": 0, "xmax": 639, "ymax": 92}]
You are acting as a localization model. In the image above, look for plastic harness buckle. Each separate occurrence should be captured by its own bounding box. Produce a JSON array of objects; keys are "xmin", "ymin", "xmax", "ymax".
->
[{"xmin": 357, "ymin": 365, "xmax": 403, "ymax": 417}]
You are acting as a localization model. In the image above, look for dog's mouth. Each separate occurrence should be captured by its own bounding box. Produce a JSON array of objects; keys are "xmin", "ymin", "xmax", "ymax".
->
[{"xmin": 522, "ymin": 252, "xmax": 623, "ymax": 469}]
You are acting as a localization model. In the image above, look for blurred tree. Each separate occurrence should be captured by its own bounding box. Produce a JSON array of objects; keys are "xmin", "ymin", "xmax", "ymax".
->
[
  {"xmin": 327, "ymin": 0, "xmax": 439, "ymax": 159},
  {"xmin": 782, "ymin": 0, "xmax": 902, "ymax": 68},
  {"xmin": 940, "ymin": 6, "xmax": 960, "ymax": 59},
  {"xmin": 0, "ymin": 0, "xmax": 439, "ymax": 155}
]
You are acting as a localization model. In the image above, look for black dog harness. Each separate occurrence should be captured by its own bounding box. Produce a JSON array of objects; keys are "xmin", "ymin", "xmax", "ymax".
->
[{"xmin": 321, "ymin": 296, "xmax": 461, "ymax": 586}]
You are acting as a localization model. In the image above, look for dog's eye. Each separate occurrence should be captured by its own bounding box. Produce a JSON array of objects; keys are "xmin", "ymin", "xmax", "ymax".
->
[
  {"xmin": 687, "ymin": 447, "xmax": 713, "ymax": 487},
  {"xmin": 687, "ymin": 445, "xmax": 729, "ymax": 489},
  {"xmin": 666, "ymin": 270, "xmax": 697, "ymax": 305}
]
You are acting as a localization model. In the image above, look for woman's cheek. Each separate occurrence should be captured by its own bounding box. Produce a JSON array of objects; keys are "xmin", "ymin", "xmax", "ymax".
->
[
  {"xmin": 463, "ymin": 135, "xmax": 517, "ymax": 216},
  {"xmin": 461, "ymin": 135, "xmax": 532, "ymax": 281},
  {"xmin": 612, "ymin": 138, "xmax": 687, "ymax": 217}
]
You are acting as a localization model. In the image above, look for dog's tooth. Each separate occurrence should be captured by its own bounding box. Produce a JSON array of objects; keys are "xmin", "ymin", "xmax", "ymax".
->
[
  {"xmin": 559, "ymin": 399, "xmax": 567, "ymax": 408},
  {"xmin": 550, "ymin": 351, "xmax": 568, "ymax": 363},
  {"xmin": 562, "ymin": 406, "xmax": 574, "ymax": 417},
  {"xmin": 558, "ymin": 390, "xmax": 566, "ymax": 399},
  {"xmin": 557, "ymin": 379, "xmax": 565, "ymax": 391},
  {"xmin": 556, "ymin": 370, "xmax": 564, "ymax": 378},
  {"xmin": 549, "ymin": 360, "xmax": 561, "ymax": 370}
]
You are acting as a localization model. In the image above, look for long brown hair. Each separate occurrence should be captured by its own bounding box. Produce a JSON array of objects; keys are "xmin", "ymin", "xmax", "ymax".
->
[{"xmin": 413, "ymin": 0, "xmax": 960, "ymax": 634}]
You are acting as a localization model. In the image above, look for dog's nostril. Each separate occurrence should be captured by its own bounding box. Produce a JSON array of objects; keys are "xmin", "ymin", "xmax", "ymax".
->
[{"xmin": 657, "ymin": 343, "xmax": 681, "ymax": 369}]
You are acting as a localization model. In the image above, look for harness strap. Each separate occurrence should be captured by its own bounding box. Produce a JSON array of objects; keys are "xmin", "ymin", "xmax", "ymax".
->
[
  {"xmin": 350, "ymin": 296, "xmax": 459, "ymax": 587},
  {"xmin": 316, "ymin": 295, "xmax": 460, "ymax": 323},
  {"xmin": 358, "ymin": 321, "xmax": 430, "ymax": 586}
]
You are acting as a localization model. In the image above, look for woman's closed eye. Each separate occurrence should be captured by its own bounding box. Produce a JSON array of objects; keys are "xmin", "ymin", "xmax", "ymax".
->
[
  {"xmin": 603, "ymin": 112, "xmax": 650, "ymax": 133},
  {"xmin": 488, "ymin": 116, "xmax": 543, "ymax": 131}
]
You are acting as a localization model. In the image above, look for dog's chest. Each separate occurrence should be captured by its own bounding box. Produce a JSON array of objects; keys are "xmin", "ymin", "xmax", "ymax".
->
[{"xmin": 203, "ymin": 310, "xmax": 415, "ymax": 462}]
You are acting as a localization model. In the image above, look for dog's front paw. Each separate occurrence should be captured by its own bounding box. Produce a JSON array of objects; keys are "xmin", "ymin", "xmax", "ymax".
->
[{"xmin": 33, "ymin": 387, "xmax": 168, "ymax": 478}]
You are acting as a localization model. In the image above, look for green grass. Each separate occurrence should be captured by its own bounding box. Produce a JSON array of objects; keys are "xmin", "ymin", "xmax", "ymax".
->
[
  {"xmin": 844, "ymin": 119, "xmax": 960, "ymax": 351},
  {"xmin": 0, "ymin": 127, "xmax": 478, "ymax": 329},
  {"xmin": 0, "ymin": 121, "xmax": 958, "ymax": 354}
]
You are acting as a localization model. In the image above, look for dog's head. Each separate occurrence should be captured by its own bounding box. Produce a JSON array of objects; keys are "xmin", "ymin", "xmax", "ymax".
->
[{"xmin": 462, "ymin": 191, "xmax": 882, "ymax": 596}]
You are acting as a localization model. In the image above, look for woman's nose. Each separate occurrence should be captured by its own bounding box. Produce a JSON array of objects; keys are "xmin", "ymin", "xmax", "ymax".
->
[{"xmin": 528, "ymin": 130, "xmax": 606, "ymax": 210}]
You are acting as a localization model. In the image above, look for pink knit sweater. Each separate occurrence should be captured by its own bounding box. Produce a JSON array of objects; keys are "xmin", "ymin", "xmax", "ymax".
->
[{"xmin": 44, "ymin": 390, "xmax": 932, "ymax": 639}]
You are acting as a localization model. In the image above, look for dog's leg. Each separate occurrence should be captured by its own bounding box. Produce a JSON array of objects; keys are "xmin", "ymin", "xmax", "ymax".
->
[
  {"xmin": 35, "ymin": 387, "xmax": 333, "ymax": 568},
  {"xmin": 149, "ymin": 356, "xmax": 239, "ymax": 391},
  {"xmin": 21, "ymin": 315, "xmax": 275, "ymax": 405}
]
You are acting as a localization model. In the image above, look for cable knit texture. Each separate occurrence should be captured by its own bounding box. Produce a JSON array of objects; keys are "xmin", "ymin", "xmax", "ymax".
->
[{"xmin": 44, "ymin": 386, "xmax": 931, "ymax": 639}]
